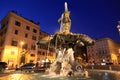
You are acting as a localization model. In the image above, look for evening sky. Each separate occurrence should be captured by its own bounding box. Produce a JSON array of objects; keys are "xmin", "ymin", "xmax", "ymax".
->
[{"xmin": 0, "ymin": 0, "xmax": 120, "ymax": 41}]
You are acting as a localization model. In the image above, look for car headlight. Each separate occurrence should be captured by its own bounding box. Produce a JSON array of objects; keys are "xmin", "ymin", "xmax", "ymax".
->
[
  {"xmin": 33, "ymin": 65, "xmax": 35, "ymax": 67},
  {"xmin": 32, "ymin": 66, "xmax": 35, "ymax": 68},
  {"xmin": 5, "ymin": 67, "xmax": 8, "ymax": 70}
]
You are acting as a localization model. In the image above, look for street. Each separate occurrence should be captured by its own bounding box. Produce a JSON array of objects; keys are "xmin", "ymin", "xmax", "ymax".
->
[{"xmin": 0, "ymin": 69, "xmax": 120, "ymax": 80}]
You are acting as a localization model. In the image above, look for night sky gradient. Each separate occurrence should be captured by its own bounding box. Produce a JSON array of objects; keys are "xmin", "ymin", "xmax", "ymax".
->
[{"xmin": 0, "ymin": 0, "xmax": 120, "ymax": 42}]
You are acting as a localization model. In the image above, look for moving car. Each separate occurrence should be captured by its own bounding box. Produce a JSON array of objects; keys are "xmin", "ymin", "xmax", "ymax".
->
[
  {"xmin": 106, "ymin": 62, "xmax": 113, "ymax": 65},
  {"xmin": 20, "ymin": 63, "xmax": 36, "ymax": 72},
  {"xmin": 0, "ymin": 62, "xmax": 8, "ymax": 72}
]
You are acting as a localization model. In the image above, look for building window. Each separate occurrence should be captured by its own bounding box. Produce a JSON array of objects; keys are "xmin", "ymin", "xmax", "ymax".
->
[
  {"xmin": 4, "ymin": 28, "xmax": 7, "ymax": 34},
  {"xmin": 29, "ymin": 60, "xmax": 34, "ymax": 63},
  {"xmin": 11, "ymin": 40, "xmax": 18, "ymax": 46},
  {"xmin": 37, "ymin": 51, "xmax": 41, "ymax": 55},
  {"xmin": 32, "ymin": 36, "xmax": 36, "ymax": 40},
  {"xmin": 26, "ymin": 26, "xmax": 30, "ymax": 30},
  {"xmin": 42, "ymin": 52, "xmax": 45, "ymax": 56},
  {"xmin": 14, "ymin": 30, "xmax": 18, "ymax": 35},
  {"xmin": 0, "ymin": 40, "xmax": 4, "ymax": 46},
  {"xmin": 25, "ymin": 33, "xmax": 28, "ymax": 38},
  {"xmin": 15, "ymin": 21, "xmax": 21, "ymax": 26},
  {"xmin": 31, "ymin": 44, "xmax": 36, "ymax": 50},
  {"xmin": 30, "ymin": 54, "xmax": 35, "ymax": 57},
  {"xmin": 39, "ymin": 32, "xmax": 41, "ymax": 35},
  {"xmin": 33, "ymin": 29, "xmax": 37, "ymax": 33}
]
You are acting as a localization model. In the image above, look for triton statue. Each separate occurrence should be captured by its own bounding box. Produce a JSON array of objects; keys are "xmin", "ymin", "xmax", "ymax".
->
[{"xmin": 58, "ymin": 2, "xmax": 71, "ymax": 34}]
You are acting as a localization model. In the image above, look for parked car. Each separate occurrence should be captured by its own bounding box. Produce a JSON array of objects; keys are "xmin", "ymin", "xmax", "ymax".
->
[
  {"xmin": 106, "ymin": 62, "xmax": 113, "ymax": 65},
  {"xmin": 34, "ymin": 62, "xmax": 51, "ymax": 72},
  {"xmin": 0, "ymin": 62, "xmax": 8, "ymax": 72},
  {"xmin": 20, "ymin": 63, "xmax": 36, "ymax": 72}
]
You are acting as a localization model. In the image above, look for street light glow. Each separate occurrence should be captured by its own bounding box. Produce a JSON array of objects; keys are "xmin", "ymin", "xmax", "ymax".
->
[{"xmin": 20, "ymin": 41, "xmax": 24, "ymax": 46}]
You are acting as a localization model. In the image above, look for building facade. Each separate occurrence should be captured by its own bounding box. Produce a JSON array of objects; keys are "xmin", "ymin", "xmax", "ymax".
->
[
  {"xmin": 87, "ymin": 38, "xmax": 120, "ymax": 64},
  {"xmin": 37, "ymin": 30, "xmax": 55, "ymax": 64},
  {"xmin": 0, "ymin": 11, "xmax": 55, "ymax": 68}
]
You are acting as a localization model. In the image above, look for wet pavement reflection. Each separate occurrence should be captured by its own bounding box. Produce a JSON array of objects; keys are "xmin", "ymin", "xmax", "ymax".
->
[
  {"xmin": 0, "ymin": 70, "xmax": 120, "ymax": 80},
  {"xmin": 88, "ymin": 70, "xmax": 120, "ymax": 80}
]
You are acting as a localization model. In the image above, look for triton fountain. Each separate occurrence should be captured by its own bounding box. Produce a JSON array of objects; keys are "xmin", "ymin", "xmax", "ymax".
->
[{"xmin": 45, "ymin": 2, "xmax": 94, "ymax": 77}]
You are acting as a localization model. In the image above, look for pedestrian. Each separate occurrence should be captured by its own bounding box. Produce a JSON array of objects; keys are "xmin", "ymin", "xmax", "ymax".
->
[{"xmin": 15, "ymin": 65, "xmax": 18, "ymax": 70}]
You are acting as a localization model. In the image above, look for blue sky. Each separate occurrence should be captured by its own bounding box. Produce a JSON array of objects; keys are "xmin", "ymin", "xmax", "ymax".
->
[{"xmin": 0, "ymin": 0, "xmax": 120, "ymax": 42}]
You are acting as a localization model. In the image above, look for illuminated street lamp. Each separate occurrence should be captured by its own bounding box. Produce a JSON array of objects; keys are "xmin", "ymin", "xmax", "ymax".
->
[{"xmin": 20, "ymin": 41, "xmax": 24, "ymax": 48}]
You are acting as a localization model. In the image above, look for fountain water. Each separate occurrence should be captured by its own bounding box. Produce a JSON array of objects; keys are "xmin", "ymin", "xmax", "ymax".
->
[
  {"xmin": 46, "ymin": 43, "xmax": 85, "ymax": 76},
  {"xmin": 45, "ymin": 2, "xmax": 94, "ymax": 77}
]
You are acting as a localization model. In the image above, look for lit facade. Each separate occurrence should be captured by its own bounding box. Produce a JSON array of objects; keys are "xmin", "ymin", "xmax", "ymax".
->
[
  {"xmin": 0, "ymin": 11, "xmax": 39, "ymax": 68},
  {"xmin": 87, "ymin": 38, "xmax": 120, "ymax": 64},
  {"xmin": 0, "ymin": 11, "xmax": 56, "ymax": 68}
]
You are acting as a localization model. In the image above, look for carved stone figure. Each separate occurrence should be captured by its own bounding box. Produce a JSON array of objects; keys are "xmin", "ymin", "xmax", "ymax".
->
[{"xmin": 58, "ymin": 2, "xmax": 71, "ymax": 34}]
